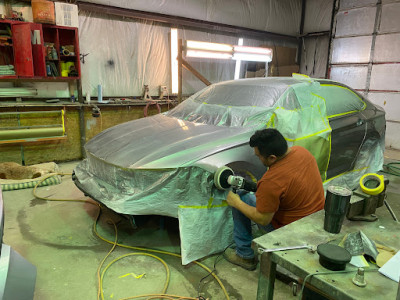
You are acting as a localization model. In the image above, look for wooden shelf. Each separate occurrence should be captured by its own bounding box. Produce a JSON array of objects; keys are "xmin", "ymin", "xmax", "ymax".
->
[
  {"xmin": 0, "ymin": 76, "xmax": 79, "ymax": 82},
  {"xmin": 0, "ymin": 135, "xmax": 67, "ymax": 145},
  {"xmin": 0, "ymin": 75, "xmax": 17, "ymax": 79}
]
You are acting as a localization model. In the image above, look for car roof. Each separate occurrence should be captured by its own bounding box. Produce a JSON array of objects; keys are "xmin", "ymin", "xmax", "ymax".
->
[
  {"xmin": 214, "ymin": 77, "xmax": 300, "ymax": 87},
  {"xmin": 191, "ymin": 76, "xmax": 341, "ymax": 108},
  {"xmin": 211, "ymin": 76, "xmax": 339, "ymax": 88}
]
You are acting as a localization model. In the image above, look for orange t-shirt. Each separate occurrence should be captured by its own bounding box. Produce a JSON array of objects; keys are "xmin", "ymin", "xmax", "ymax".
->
[{"xmin": 255, "ymin": 146, "xmax": 325, "ymax": 229}]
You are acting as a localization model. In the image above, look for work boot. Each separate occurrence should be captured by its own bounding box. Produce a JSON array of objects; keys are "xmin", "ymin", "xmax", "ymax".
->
[{"xmin": 223, "ymin": 248, "xmax": 257, "ymax": 271}]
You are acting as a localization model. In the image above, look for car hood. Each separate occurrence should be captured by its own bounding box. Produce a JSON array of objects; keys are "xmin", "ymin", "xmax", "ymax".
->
[{"xmin": 85, "ymin": 114, "xmax": 254, "ymax": 169}]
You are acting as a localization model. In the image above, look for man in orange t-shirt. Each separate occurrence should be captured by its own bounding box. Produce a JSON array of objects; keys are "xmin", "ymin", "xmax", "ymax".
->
[{"xmin": 224, "ymin": 128, "xmax": 325, "ymax": 271}]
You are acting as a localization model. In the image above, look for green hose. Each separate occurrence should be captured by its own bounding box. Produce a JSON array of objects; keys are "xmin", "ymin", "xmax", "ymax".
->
[{"xmin": 382, "ymin": 162, "xmax": 400, "ymax": 177}]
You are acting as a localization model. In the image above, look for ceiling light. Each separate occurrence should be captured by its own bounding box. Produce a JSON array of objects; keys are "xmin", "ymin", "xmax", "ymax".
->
[
  {"xmin": 186, "ymin": 40, "xmax": 233, "ymax": 53},
  {"xmin": 232, "ymin": 53, "xmax": 272, "ymax": 62},
  {"xmin": 234, "ymin": 38, "xmax": 243, "ymax": 80},
  {"xmin": 186, "ymin": 50, "xmax": 232, "ymax": 59},
  {"xmin": 234, "ymin": 45, "xmax": 272, "ymax": 55},
  {"xmin": 170, "ymin": 28, "xmax": 178, "ymax": 94}
]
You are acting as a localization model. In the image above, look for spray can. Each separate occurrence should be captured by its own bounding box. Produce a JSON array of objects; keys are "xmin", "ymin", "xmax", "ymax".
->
[
  {"xmin": 46, "ymin": 64, "xmax": 51, "ymax": 76},
  {"xmin": 51, "ymin": 48, "xmax": 58, "ymax": 60},
  {"xmin": 98, "ymin": 84, "xmax": 102, "ymax": 103},
  {"xmin": 86, "ymin": 92, "xmax": 91, "ymax": 104}
]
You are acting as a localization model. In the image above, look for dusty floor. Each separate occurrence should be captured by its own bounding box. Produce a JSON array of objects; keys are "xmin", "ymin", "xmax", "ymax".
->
[{"xmin": 2, "ymin": 149, "xmax": 400, "ymax": 300}]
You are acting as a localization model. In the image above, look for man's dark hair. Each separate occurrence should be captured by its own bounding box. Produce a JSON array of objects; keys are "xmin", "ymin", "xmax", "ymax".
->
[{"xmin": 249, "ymin": 129, "xmax": 288, "ymax": 158}]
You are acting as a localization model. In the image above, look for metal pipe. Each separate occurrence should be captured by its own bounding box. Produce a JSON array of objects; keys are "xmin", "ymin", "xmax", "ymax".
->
[
  {"xmin": 0, "ymin": 127, "xmax": 64, "ymax": 140},
  {"xmin": 0, "ymin": 110, "xmax": 62, "ymax": 116},
  {"xmin": 384, "ymin": 200, "xmax": 399, "ymax": 222},
  {"xmin": 326, "ymin": 0, "xmax": 338, "ymax": 78},
  {"xmin": 297, "ymin": 0, "xmax": 306, "ymax": 66},
  {"xmin": 77, "ymin": 1, "xmax": 298, "ymax": 43},
  {"xmin": 79, "ymin": 105, "xmax": 86, "ymax": 158},
  {"xmin": 0, "ymin": 125, "xmax": 62, "ymax": 130}
]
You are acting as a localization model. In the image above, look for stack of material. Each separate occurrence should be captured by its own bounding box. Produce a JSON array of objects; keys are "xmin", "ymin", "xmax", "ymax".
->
[
  {"xmin": 0, "ymin": 27, "xmax": 12, "ymax": 46},
  {"xmin": 0, "ymin": 65, "xmax": 15, "ymax": 75}
]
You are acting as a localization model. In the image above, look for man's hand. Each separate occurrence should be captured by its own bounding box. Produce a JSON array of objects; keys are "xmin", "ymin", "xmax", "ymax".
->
[
  {"xmin": 226, "ymin": 191, "xmax": 241, "ymax": 208},
  {"xmin": 226, "ymin": 190, "xmax": 275, "ymax": 226}
]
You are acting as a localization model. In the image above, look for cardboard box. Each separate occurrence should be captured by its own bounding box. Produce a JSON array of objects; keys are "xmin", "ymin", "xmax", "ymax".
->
[
  {"xmin": 55, "ymin": 2, "xmax": 79, "ymax": 28},
  {"xmin": 255, "ymin": 69, "xmax": 266, "ymax": 77},
  {"xmin": 260, "ymin": 45, "xmax": 298, "ymax": 67},
  {"xmin": 269, "ymin": 64, "xmax": 299, "ymax": 77},
  {"xmin": 245, "ymin": 71, "xmax": 256, "ymax": 78}
]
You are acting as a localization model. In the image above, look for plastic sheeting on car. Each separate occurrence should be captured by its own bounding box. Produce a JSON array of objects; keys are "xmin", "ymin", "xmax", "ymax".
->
[
  {"xmin": 74, "ymin": 75, "xmax": 385, "ymax": 264},
  {"xmin": 167, "ymin": 78, "xmax": 297, "ymax": 128},
  {"xmin": 74, "ymin": 159, "xmax": 231, "ymax": 264}
]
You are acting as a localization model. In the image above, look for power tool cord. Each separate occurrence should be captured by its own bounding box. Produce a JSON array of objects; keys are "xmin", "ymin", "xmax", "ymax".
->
[
  {"xmin": 33, "ymin": 173, "xmax": 230, "ymax": 300},
  {"xmin": 197, "ymin": 242, "xmax": 234, "ymax": 298},
  {"xmin": 298, "ymin": 268, "xmax": 379, "ymax": 300}
]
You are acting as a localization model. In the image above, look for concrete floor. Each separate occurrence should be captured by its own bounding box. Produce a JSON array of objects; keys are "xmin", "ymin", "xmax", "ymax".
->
[{"xmin": 2, "ymin": 149, "xmax": 400, "ymax": 300}]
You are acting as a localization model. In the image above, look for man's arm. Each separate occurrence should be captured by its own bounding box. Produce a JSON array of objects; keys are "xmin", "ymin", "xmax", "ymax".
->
[{"xmin": 226, "ymin": 191, "xmax": 274, "ymax": 226}]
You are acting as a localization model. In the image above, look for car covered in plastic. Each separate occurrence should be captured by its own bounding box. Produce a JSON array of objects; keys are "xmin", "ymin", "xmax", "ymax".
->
[{"xmin": 73, "ymin": 75, "xmax": 385, "ymax": 264}]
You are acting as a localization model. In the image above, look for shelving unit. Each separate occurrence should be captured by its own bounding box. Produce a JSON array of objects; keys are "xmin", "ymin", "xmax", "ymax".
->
[
  {"xmin": 0, "ymin": 20, "xmax": 80, "ymax": 80},
  {"xmin": 42, "ymin": 24, "xmax": 80, "ymax": 79},
  {"xmin": 0, "ymin": 20, "xmax": 17, "ymax": 78},
  {"xmin": 0, "ymin": 20, "xmax": 82, "ymax": 101}
]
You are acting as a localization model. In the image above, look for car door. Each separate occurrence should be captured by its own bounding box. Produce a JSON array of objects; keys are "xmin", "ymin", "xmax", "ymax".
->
[{"xmin": 315, "ymin": 83, "xmax": 367, "ymax": 178}]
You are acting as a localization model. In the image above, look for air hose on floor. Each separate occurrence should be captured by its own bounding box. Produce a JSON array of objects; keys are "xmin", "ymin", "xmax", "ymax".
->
[
  {"xmin": 382, "ymin": 162, "xmax": 400, "ymax": 177},
  {"xmin": 32, "ymin": 173, "xmax": 230, "ymax": 300}
]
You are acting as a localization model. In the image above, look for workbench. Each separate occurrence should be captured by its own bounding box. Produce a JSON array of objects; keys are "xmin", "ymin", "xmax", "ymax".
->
[{"xmin": 253, "ymin": 210, "xmax": 400, "ymax": 299}]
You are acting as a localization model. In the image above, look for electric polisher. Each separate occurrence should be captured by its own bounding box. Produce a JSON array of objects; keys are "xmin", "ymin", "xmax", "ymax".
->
[{"xmin": 214, "ymin": 166, "xmax": 257, "ymax": 193}]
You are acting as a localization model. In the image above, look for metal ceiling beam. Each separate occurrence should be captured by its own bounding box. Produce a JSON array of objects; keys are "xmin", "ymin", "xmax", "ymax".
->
[{"xmin": 77, "ymin": 1, "xmax": 298, "ymax": 43}]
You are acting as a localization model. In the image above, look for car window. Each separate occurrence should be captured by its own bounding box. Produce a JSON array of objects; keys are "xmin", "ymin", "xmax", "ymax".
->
[
  {"xmin": 315, "ymin": 84, "xmax": 366, "ymax": 118},
  {"xmin": 194, "ymin": 84, "xmax": 280, "ymax": 107},
  {"xmin": 166, "ymin": 97, "xmax": 274, "ymax": 128},
  {"xmin": 166, "ymin": 79, "xmax": 295, "ymax": 127}
]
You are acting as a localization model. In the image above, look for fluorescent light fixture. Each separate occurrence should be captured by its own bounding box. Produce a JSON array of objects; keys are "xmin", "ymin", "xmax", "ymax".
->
[
  {"xmin": 186, "ymin": 50, "xmax": 232, "ymax": 59},
  {"xmin": 233, "ymin": 53, "xmax": 272, "ymax": 62},
  {"xmin": 234, "ymin": 45, "xmax": 272, "ymax": 55},
  {"xmin": 186, "ymin": 40, "xmax": 233, "ymax": 53},
  {"xmin": 234, "ymin": 38, "xmax": 243, "ymax": 80},
  {"xmin": 170, "ymin": 28, "xmax": 178, "ymax": 94}
]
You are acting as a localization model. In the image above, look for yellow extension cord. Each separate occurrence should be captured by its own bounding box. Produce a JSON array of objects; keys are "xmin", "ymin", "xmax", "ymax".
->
[{"xmin": 32, "ymin": 173, "xmax": 230, "ymax": 300}]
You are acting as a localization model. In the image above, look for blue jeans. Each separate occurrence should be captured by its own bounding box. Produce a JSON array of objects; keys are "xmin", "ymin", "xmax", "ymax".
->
[{"xmin": 232, "ymin": 192, "xmax": 274, "ymax": 259}]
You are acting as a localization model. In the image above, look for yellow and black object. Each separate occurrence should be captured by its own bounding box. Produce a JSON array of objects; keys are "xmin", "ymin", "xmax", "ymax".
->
[
  {"xmin": 346, "ymin": 173, "xmax": 389, "ymax": 222},
  {"xmin": 0, "ymin": 110, "xmax": 66, "ymax": 144}
]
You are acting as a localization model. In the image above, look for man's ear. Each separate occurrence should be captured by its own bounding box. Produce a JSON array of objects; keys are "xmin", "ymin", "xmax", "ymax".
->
[{"xmin": 268, "ymin": 154, "xmax": 278, "ymax": 163}]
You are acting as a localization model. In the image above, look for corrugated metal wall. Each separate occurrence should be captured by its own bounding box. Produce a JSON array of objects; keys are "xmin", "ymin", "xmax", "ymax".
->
[{"xmin": 329, "ymin": 0, "xmax": 400, "ymax": 149}]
